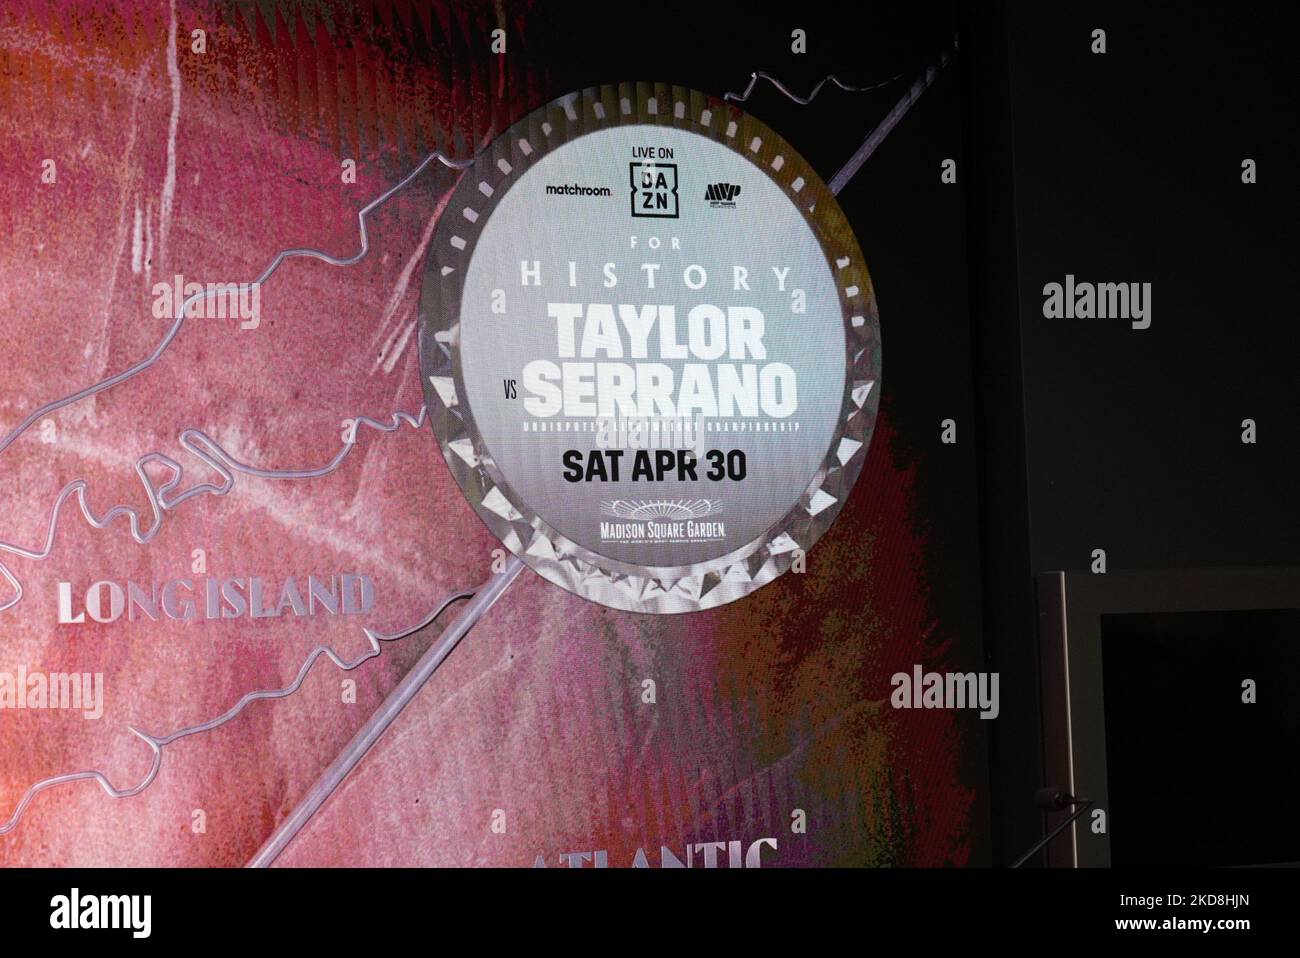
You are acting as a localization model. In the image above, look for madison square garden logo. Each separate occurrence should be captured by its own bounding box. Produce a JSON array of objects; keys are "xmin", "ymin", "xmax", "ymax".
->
[{"xmin": 419, "ymin": 83, "xmax": 881, "ymax": 613}]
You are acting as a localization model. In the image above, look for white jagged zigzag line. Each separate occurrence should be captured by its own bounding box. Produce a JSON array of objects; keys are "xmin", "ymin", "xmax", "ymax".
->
[
  {"xmin": 0, "ymin": 57, "xmax": 913, "ymax": 609},
  {"xmin": 0, "ymin": 406, "xmax": 429, "ymax": 614},
  {"xmin": 0, "ymin": 146, "xmax": 472, "ymax": 461},
  {"xmin": 0, "ymin": 146, "xmax": 476, "ymax": 612},
  {"xmin": 0, "ymin": 147, "xmax": 479, "ymax": 835},
  {"xmin": 722, "ymin": 70, "xmax": 902, "ymax": 105},
  {"xmin": 0, "ymin": 64, "xmax": 917, "ymax": 837},
  {"xmin": 0, "ymin": 581, "xmax": 480, "ymax": 835}
]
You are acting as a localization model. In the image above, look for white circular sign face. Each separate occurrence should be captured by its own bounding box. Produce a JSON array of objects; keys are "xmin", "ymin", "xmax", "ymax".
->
[{"xmin": 420, "ymin": 83, "xmax": 880, "ymax": 613}]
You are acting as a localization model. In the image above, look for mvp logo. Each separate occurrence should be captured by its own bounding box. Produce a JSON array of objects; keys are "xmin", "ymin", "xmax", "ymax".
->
[
  {"xmin": 705, "ymin": 182, "xmax": 742, "ymax": 206},
  {"xmin": 630, "ymin": 162, "xmax": 679, "ymax": 218}
]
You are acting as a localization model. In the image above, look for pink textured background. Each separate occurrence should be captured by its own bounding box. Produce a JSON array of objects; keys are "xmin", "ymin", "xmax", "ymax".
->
[{"xmin": 0, "ymin": 0, "xmax": 980, "ymax": 866}]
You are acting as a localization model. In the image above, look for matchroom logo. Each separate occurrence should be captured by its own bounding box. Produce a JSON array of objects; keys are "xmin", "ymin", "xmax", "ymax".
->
[{"xmin": 545, "ymin": 182, "xmax": 613, "ymax": 198}]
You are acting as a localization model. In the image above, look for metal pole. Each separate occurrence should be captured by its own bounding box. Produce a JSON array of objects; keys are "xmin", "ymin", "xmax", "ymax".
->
[
  {"xmin": 246, "ymin": 41, "xmax": 953, "ymax": 867},
  {"xmin": 246, "ymin": 555, "xmax": 525, "ymax": 867},
  {"xmin": 828, "ymin": 40, "xmax": 955, "ymax": 196}
]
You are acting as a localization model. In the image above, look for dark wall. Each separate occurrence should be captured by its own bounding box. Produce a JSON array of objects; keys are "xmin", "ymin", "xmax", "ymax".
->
[
  {"xmin": 1007, "ymin": 2, "xmax": 1298, "ymax": 573},
  {"xmin": 965, "ymin": 1, "xmax": 1299, "ymax": 865}
]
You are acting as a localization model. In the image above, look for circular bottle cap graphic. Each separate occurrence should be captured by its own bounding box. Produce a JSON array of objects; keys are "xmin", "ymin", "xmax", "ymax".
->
[{"xmin": 419, "ymin": 82, "xmax": 880, "ymax": 613}]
